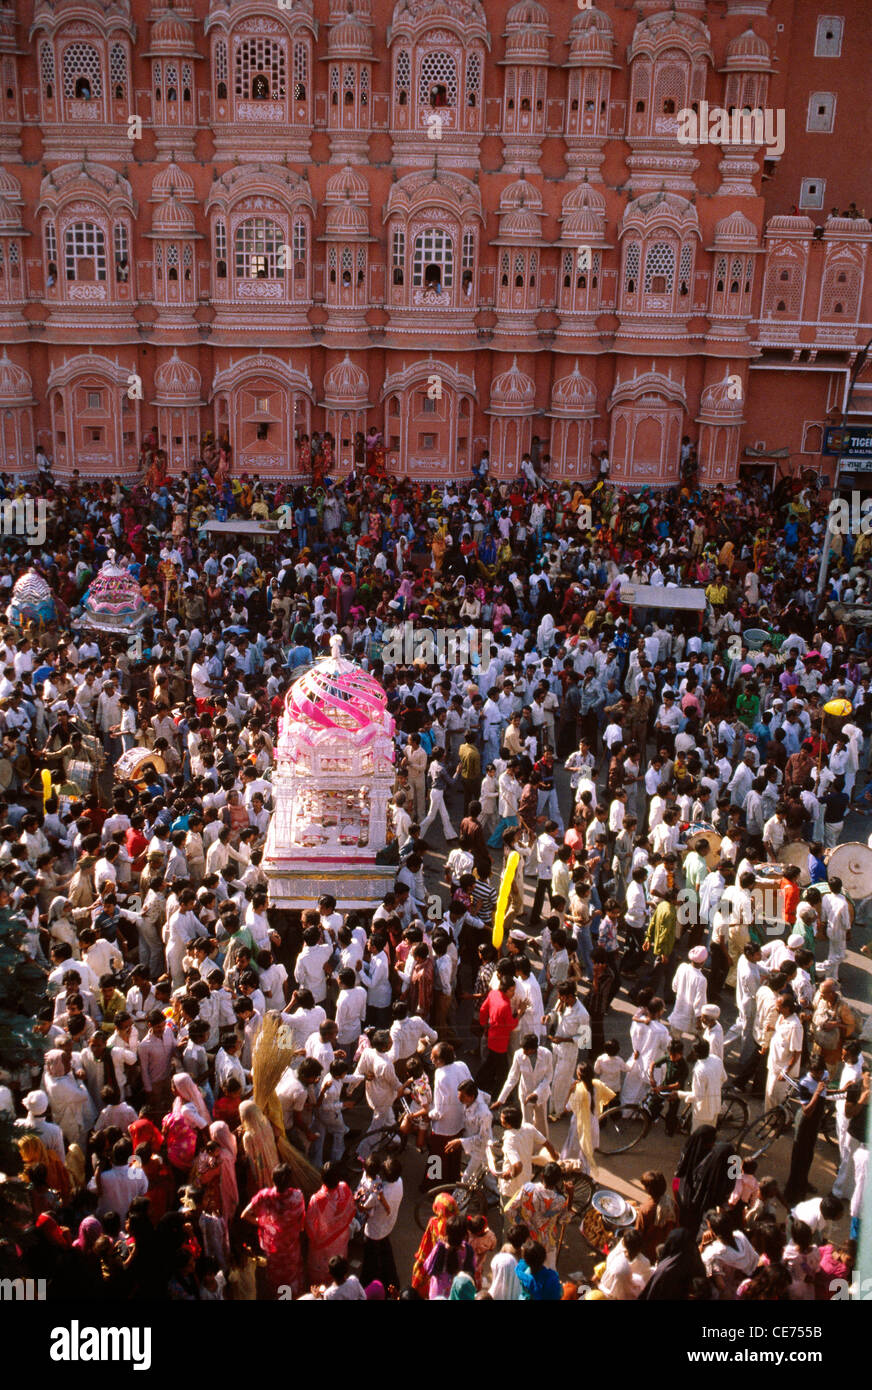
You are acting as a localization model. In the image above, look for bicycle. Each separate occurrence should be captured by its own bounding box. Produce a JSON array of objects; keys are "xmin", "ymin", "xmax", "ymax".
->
[
  {"xmin": 413, "ymin": 1141, "xmax": 595, "ymax": 1242},
  {"xmin": 736, "ymin": 1075, "xmax": 840, "ymax": 1161},
  {"xmin": 595, "ymin": 1088, "xmax": 750, "ymax": 1156}
]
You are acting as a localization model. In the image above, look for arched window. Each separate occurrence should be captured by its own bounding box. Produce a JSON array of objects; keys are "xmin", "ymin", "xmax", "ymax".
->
[
  {"xmin": 40, "ymin": 42, "xmax": 55, "ymax": 100},
  {"xmin": 235, "ymin": 218, "xmax": 282, "ymax": 279},
  {"xmin": 413, "ymin": 229, "xmax": 453, "ymax": 289},
  {"xmin": 419, "ymin": 53, "xmax": 457, "ymax": 109},
  {"xmin": 167, "ymin": 244, "xmax": 179, "ymax": 281},
  {"xmin": 64, "ymin": 44, "xmax": 101, "ymax": 101},
  {"xmin": 465, "ymin": 51, "xmax": 481, "ymax": 108},
  {"xmin": 293, "ymin": 42, "xmax": 307, "ymax": 101},
  {"xmin": 344, "ymin": 65, "xmax": 355, "ymax": 105},
  {"xmin": 395, "ymin": 50, "xmax": 410, "ymax": 106},
  {"xmin": 292, "ymin": 220, "xmax": 307, "ymax": 280},
  {"xmin": 624, "ymin": 242, "xmax": 640, "ymax": 295},
  {"xmin": 110, "ymin": 44, "xmax": 127, "ymax": 101},
  {"xmin": 392, "ymin": 227, "xmax": 405, "ymax": 285},
  {"xmin": 113, "ymin": 223, "xmax": 129, "ymax": 281},
  {"xmin": 183, "ymin": 63, "xmax": 193, "ymax": 102},
  {"xmin": 215, "ymin": 219, "xmax": 227, "ymax": 279},
  {"xmin": 64, "ymin": 222, "xmax": 107, "ymax": 281},
  {"xmin": 215, "ymin": 40, "xmax": 228, "ymax": 100}
]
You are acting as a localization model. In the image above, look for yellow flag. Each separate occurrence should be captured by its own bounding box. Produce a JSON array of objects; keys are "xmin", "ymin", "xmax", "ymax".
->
[
  {"xmin": 492, "ymin": 850, "xmax": 520, "ymax": 949},
  {"xmin": 41, "ymin": 767, "xmax": 52, "ymax": 809}
]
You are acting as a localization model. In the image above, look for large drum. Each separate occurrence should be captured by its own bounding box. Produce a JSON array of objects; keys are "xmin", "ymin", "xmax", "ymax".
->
[
  {"xmin": 777, "ymin": 840, "xmax": 812, "ymax": 887},
  {"xmin": 824, "ymin": 842, "xmax": 872, "ymax": 903},
  {"xmin": 684, "ymin": 823, "xmax": 722, "ymax": 869},
  {"xmin": 115, "ymin": 747, "xmax": 166, "ymax": 788}
]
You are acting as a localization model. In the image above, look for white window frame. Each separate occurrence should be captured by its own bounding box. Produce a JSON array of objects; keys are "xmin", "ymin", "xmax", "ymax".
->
[
  {"xmin": 807, "ymin": 92, "xmax": 836, "ymax": 133},
  {"xmin": 814, "ymin": 16, "xmax": 844, "ymax": 58},
  {"xmin": 799, "ymin": 177, "xmax": 825, "ymax": 210}
]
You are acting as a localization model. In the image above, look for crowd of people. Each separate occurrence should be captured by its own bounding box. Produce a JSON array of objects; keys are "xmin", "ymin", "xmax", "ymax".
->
[{"xmin": 0, "ymin": 439, "xmax": 869, "ymax": 1301}]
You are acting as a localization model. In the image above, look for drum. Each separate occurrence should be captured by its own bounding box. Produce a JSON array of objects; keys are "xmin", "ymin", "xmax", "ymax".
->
[
  {"xmin": 777, "ymin": 840, "xmax": 812, "ymax": 887},
  {"xmin": 115, "ymin": 747, "xmax": 166, "ymax": 787},
  {"xmin": 824, "ymin": 842, "xmax": 872, "ymax": 903},
  {"xmin": 685, "ymin": 823, "xmax": 722, "ymax": 869}
]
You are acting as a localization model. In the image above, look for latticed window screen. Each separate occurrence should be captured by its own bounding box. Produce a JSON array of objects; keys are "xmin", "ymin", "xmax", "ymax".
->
[
  {"xmin": 45, "ymin": 221, "xmax": 57, "ymax": 266},
  {"xmin": 501, "ymin": 250, "xmax": 510, "ymax": 283},
  {"xmin": 530, "ymin": 250, "xmax": 537, "ymax": 284},
  {"xmin": 328, "ymin": 247, "xmax": 337, "ymax": 272},
  {"xmin": 654, "ymin": 64, "xmax": 685, "ymax": 114},
  {"xmin": 341, "ymin": 247, "xmax": 352, "ymax": 273},
  {"xmin": 624, "ymin": 242, "xmax": 640, "ymax": 291},
  {"xmin": 292, "ymin": 221, "xmax": 306, "ymax": 262},
  {"xmin": 182, "ymin": 63, "xmax": 193, "ymax": 95},
  {"xmin": 766, "ymin": 262, "xmax": 802, "ymax": 314},
  {"xmin": 361, "ymin": 67, "xmax": 368, "ymax": 104},
  {"xmin": 235, "ymin": 219, "xmax": 282, "ymax": 278},
  {"xmin": 745, "ymin": 258, "xmax": 753, "ymax": 292},
  {"xmin": 562, "ymin": 250, "xmax": 573, "ymax": 285},
  {"xmin": 110, "ymin": 44, "xmax": 127, "ymax": 97},
  {"xmin": 293, "ymin": 42, "xmax": 307, "ymax": 99},
  {"xmin": 357, "ymin": 246, "xmax": 366, "ymax": 276},
  {"xmin": 715, "ymin": 255, "xmax": 727, "ymax": 289},
  {"xmin": 344, "ymin": 65, "xmax": 355, "ymax": 96},
  {"xmin": 395, "ymin": 50, "xmax": 410, "ymax": 100},
  {"xmin": 9, "ymin": 242, "xmax": 19, "ymax": 275},
  {"xmin": 644, "ymin": 242, "xmax": 675, "ymax": 292},
  {"xmin": 514, "ymin": 251, "xmax": 525, "ymax": 281},
  {"xmin": 419, "ymin": 52, "xmax": 457, "ymax": 106},
  {"xmin": 330, "ymin": 65, "xmax": 339, "ymax": 99},
  {"xmin": 730, "ymin": 256, "xmax": 743, "ymax": 291},
  {"xmin": 166, "ymin": 63, "xmax": 178, "ymax": 97},
  {"xmin": 154, "ymin": 61, "xmax": 163, "ymax": 96},
  {"xmin": 465, "ymin": 51, "xmax": 481, "ymax": 102},
  {"xmin": 64, "ymin": 223, "xmax": 107, "ymax": 280},
  {"xmin": 215, "ymin": 220, "xmax": 226, "ymax": 263},
  {"xmin": 236, "ymin": 39, "xmax": 286, "ymax": 99},
  {"xmin": 678, "ymin": 244, "xmax": 693, "ymax": 289},
  {"xmin": 214, "ymin": 41, "xmax": 228, "ymax": 90},
  {"xmin": 114, "ymin": 223, "xmax": 128, "ymax": 263},
  {"xmin": 40, "ymin": 42, "xmax": 55, "ymax": 95},
  {"xmin": 63, "ymin": 44, "xmax": 102, "ymax": 99},
  {"xmin": 462, "ymin": 231, "xmax": 474, "ymax": 271},
  {"xmin": 822, "ymin": 263, "xmax": 859, "ymax": 316},
  {"xmin": 413, "ymin": 230, "xmax": 453, "ymax": 287},
  {"xmin": 155, "ymin": 242, "xmax": 163, "ymax": 270},
  {"xmin": 167, "ymin": 244, "xmax": 179, "ymax": 269}
]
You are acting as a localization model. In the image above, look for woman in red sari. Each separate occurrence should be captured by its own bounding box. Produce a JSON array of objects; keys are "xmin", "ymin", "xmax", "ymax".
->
[
  {"xmin": 305, "ymin": 1162, "xmax": 355, "ymax": 1284},
  {"xmin": 241, "ymin": 1162, "xmax": 306, "ymax": 1299}
]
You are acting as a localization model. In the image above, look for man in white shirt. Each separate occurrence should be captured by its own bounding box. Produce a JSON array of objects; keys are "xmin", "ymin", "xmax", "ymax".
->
[
  {"xmin": 446, "ymin": 1079, "xmax": 493, "ymax": 1183},
  {"xmin": 361, "ymin": 932, "xmax": 392, "ymax": 1028},
  {"xmin": 428, "ymin": 1042, "xmax": 472, "ymax": 1183},
  {"xmin": 494, "ymin": 1033, "xmax": 554, "ymax": 1136},
  {"xmin": 355, "ymin": 1032, "xmax": 402, "ymax": 1159},
  {"xmin": 334, "ymin": 969, "xmax": 368, "ymax": 1052},
  {"xmin": 679, "ymin": 1039, "xmax": 726, "ymax": 1131},
  {"xmin": 496, "ymin": 1104, "xmax": 557, "ymax": 1207},
  {"xmin": 765, "ymin": 994, "xmax": 804, "ymax": 1110},
  {"xmin": 294, "ymin": 925, "xmax": 333, "ymax": 1007}
]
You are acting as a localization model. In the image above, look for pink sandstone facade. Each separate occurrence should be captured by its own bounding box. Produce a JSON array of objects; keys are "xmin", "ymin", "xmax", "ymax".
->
[{"xmin": 0, "ymin": 0, "xmax": 870, "ymax": 486}]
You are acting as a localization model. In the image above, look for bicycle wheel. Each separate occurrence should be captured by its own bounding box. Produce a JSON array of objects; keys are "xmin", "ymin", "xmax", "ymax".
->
[
  {"xmin": 414, "ymin": 1182, "xmax": 481, "ymax": 1232},
  {"xmin": 564, "ymin": 1172, "xmax": 596, "ymax": 1218},
  {"xmin": 716, "ymin": 1093, "xmax": 749, "ymax": 1141},
  {"xmin": 596, "ymin": 1106, "xmax": 650, "ymax": 1155},
  {"xmin": 738, "ymin": 1107, "xmax": 786, "ymax": 1159}
]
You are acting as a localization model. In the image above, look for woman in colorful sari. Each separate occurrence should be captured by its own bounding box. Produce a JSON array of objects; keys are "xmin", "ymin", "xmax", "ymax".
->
[
  {"xmin": 241, "ymin": 1162, "xmax": 306, "ymax": 1299},
  {"xmin": 411, "ymin": 1192, "xmax": 458, "ymax": 1298},
  {"xmin": 305, "ymin": 1161, "xmax": 356, "ymax": 1284}
]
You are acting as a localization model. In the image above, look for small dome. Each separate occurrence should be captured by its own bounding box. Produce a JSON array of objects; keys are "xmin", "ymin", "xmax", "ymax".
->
[
  {"xmin": 700, "ymin": 378, "xmax": 743, "ymax": 412},
  {"xmin": 0, "ymin": 195, "xmax": 20, "ymax": 229},
  {"xmin": 323, "ymin": 353, "xmax": 369, "ymax": 404},
  {"xmin": 150, "ymin": 161, "xmax": 196, "ymax": 202},
  {"xmin": 0, "ymin": 167, "xmax": 21, "ymax": 202},
  {"xmin": 765, "ymin": 215, "xmax": 816, "ymax": 237},
  {"xmin": 82, "ymin": 560, "xmax": 154, "ymax": 635},
  {"xmin": 561, "ymin": 181, "xmax": 607, "ymax": 240},
  {"xmin": 551, "ymin": 362, "xmax": 596, "ymax": 413},
  {"xmin": 712, "ymin": 210, "xmax": 758, "ymax": 245},
  {"xmin": 328, "ymin": 13, "xmax": 372, "ymax": 55},
  {"xmin": 568, "ymin": 4, "xmax": 615, "ymax": 64},
  {"xmin": 324, "ymin": 164, "xmax": 369, "ymax": 204},
  {"xmin": 505, "ymin": 0, "xmax": 549, "ymax": 58},
  {"xmin": 499, "ymin": 177, "xmax": 543, "ymax": 213},
  {"xmin": 325, "ymin": 198, "xmax": 369, "ymax": 236},
  {"xmin": 8, "ymin": 569, "xmax": 55, "ymax": 628},
  {"xmin": 724, "ymin": 27, "xmax": 772, "ymax": 71},
  {"xmin": 0, "ymin": 353, "xmax": 32, "ymax": 401},
  {"xmin": 154, "ymin": 353, "xmax": 201, "ymax": 398},
  {"xmin": 149, "ymin": 10, "xmax": 197, "ymax": 51},
  {"xmin": 490, "ymin": 357, "xmax": 536, "ymax": 410},
  {"xmin": 151, "ymin": 194, "xmax": 196, "ymax": 233}
]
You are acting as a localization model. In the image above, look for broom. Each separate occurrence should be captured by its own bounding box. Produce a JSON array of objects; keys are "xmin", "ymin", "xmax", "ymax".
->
[{"xmin": 252, "ymin": 1012, "xmax": 322, "ymax": 1197}]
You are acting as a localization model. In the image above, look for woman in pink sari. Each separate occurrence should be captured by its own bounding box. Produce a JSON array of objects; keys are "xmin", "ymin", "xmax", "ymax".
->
[
  {"xmin": 305, "ymin": 1163, "xmax": 355, "ymax": 1284},
  {"xmin": 209, "ymin": 1120, "xmax": 238, "ymax": 1221},
  {"xmin": 241, "ymin": 1163, "xmax": 306, "ymax": 1299}
]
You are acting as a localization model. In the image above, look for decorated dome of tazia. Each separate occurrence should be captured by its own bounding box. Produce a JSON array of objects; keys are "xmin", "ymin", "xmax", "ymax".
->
[
  {"xmin": 324, "ymin": 164, "xmax": 369, "ymax": 205},
  {"xmin": 154, "ymin": 352, "xmax": 201, "ymax": 399},
  {"xmin": 490, "ymin": 357, "xmax": 536, "ymax": 410},
  {"xmin": 81, "ymin": 555, "xmax": 155, "ymax": 634},
  {"xmin": 323, "ymin": 353, "xmax": 369, "ymax": 404},
  {"xmin": 8, "ymin": 569, "xmax": 55, "ymax": 628},
  {"xmin": 504, "ymin": 0, "xmax": 549, "ymax": 59},
  {"xmin": 150, "ymin": 161, "xmax": 197, "ymax": 203},
  {"xmin": 278, "ymin": 637, "xmax": 395, "ymax": 757}
]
